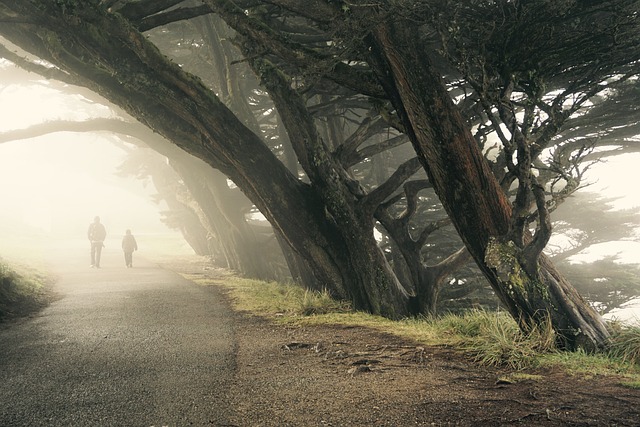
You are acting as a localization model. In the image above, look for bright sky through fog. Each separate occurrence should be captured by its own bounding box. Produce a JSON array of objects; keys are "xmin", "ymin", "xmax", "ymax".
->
[
  {"xmin": 566, "ymin": 154, "xmax": 640, "ymax": 264},
  {"xmin": 0, "ymin": 135, "xmax": 167, "ymax": 235},
  {"xmin": 0, "ymin": 61, "xmax": 175, "ymax": 245}
]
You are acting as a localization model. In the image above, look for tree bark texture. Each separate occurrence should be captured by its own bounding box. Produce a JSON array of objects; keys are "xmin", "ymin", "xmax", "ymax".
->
[{"xmin": 367, "ymin": 21, "xmax": 610, "ymax": 350}]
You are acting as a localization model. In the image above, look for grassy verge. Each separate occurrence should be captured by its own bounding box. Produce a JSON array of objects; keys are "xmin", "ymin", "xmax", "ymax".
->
[
  {"xmin": 177, "ymin": 265, "xmax": 640, "ymax": 387},
  {"xmin": 0, "ymin": 257, "xmax": 53, "ymax": 321}
]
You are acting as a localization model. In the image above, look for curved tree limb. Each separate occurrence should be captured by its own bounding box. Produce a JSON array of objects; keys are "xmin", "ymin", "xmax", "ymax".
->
[{"xmin": 363, "ymin": 157, "xmax": 421, "ymax": 212}]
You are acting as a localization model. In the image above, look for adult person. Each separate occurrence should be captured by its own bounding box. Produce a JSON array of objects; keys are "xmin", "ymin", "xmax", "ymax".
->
[
  {"xmin": 88, "ymin": 216, "xmax": 106, "ymax": 268},
  {"xmin": 121, "ymin": 229, "xmax": 138, "ymax": 268}
]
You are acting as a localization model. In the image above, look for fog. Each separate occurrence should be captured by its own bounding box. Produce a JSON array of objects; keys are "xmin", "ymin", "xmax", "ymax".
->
[
  {"xmin": 553, "ymin": 154, "xmax": 640, "ymax": 264},
  {"xmin": 1, "ymin": 60, "xmax": 639, "ymax": 321},
  {"xmin": 0, "ymin": 61, "xmax": 187, "ymax": 261},
  {"xmin": 0, "ymin": 135, "xmax": 171, "ymax": 237}
]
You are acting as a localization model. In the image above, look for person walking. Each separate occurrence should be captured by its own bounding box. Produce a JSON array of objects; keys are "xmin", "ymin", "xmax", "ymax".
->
[
  {"xmin": 88, "ymin": 216, "xmax": 107, "ymax": 268},
  {"xmin": 121, "ymin": 229, "xmax": 138, "ymax": 268}
]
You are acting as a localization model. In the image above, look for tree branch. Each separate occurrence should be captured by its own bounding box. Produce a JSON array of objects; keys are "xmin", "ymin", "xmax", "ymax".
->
[
  {"xmin": 363, "ymin": 157, "xmax": 422, "ymax": 212},
  {"xmin": 522, "ymin": 176, "xmax": 552, "ymax": 277},
  {"xmin": 0, "ymin": 118, "xmax": 143, "ymax": 144},
  {"xmin": 335, "ymin": 116, "xmax": 387, "ymax": 166},
  {"xmin": 0, "ymin": 42, "xmax": 73, "ymax": 84},
  {"xmin": 138, "ymin": 5, "xmax": 214, "ymax": 32},
  {"xmin": 345, "ymin": 133, "xmax": 408, "ymax": 167}
]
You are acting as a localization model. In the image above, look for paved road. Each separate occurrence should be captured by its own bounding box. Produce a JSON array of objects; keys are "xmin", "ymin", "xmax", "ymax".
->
[{"xmin": 0, "ymin": 249, "xmax": 236, "ymax": 426}]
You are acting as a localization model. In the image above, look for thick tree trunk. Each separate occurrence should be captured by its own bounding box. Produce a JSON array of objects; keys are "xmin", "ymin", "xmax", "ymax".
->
[{"xmin": 367, "ymin": 21, "xmax": 610, "ymax": 350}]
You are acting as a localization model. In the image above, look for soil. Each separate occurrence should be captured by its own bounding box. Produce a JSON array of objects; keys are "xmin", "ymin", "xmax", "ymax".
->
[
  {"xmin": 225, "ymin": 313, "xmax": 640, "ymax": 427},
  {"xmin": 185, "ymin": 268, "xmax": 640, "ymax": 427}
]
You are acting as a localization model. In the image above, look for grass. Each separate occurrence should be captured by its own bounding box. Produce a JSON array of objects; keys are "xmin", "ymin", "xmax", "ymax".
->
[
  {"xmin": 497, "ymin": 373, "xmax": 543, "ymax": 384},
  {"xmin": 608, "ymin": 324, "xmax": 640, "ymax": 365},
  {"xmin": 0, "ymin": 257, "xmax": 52, "ymax": 321},
  {"xmin": 177, "ymin": 264, "xmax": 640, "ymax": 385},
  {"xmin": 184, "ymin": 275, "xmax": 352, "ymax": 316},
  {"xmin": 0, "ymin": 231, "xmax": 57, "ymax": 321},
  {"xmin": 444, "ymin": 310, "xmax": 557, "ymax": 370}
]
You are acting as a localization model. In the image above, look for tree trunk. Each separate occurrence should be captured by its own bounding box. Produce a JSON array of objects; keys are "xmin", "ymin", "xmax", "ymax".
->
[
  {"xmin": 367, "ymin": 21, "xmax": 610, "ymax": 350},
  {"xmin": 143, "ymin": 155, "xmax": 212, "ymax": 257}
]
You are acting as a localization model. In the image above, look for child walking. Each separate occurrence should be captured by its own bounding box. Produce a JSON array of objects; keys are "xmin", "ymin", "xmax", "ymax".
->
[{"xmin": 121, "ymin": 229, "xmax": 138, "ymax": 268}]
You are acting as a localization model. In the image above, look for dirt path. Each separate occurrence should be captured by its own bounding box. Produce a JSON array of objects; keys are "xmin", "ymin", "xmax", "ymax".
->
[
  {"xmin": 227, "ymin": 314, "xmax": 640, "ymax": 426},
  {"xmin": 154, "ymin": 256, "xmax": 640, "ymax": 426}
]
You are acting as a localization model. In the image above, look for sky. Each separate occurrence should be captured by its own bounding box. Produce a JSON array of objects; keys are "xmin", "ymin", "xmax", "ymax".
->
[
  {"xmin": 0, "ymin": 60, "xmax": 182, "ymax": 254},
  {"xmin": 559, "ymin": 154, "xmax": 640, "ymax": 264}
]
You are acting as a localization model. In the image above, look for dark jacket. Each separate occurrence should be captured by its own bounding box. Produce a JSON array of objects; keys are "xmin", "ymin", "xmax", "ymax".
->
[
  {"xmin": 122, "ymin": 234, "xmax": 138, "ymax": 253},
  {"xmin": 88, "ymin": 222, "xmax": 106, "ymax": 242}
]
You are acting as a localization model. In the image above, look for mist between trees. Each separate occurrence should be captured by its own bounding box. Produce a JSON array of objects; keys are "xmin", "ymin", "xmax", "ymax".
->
[{"xmin": 1, "ymin": 0, "xmax": 639, "ymax": 351}]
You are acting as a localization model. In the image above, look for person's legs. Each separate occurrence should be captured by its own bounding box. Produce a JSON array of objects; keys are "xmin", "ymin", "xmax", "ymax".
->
[
  {"xmin": 124, "ymin": 251, "xmax": 132, "ymax": 267},
  {"xmin": 95, "ymin": 244, "xmax": 103, "ymax": 268},
  {"xmin": 90, "ymin": 243, "xmax": 97, "ymax": 267}
]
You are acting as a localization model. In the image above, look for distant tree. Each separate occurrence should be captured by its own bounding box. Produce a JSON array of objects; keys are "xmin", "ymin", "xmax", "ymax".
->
[
  {"xmin": 115, "ymin": 146, "xmax": 212, "ymax": 257},
  {"xmin": 549, "ymin": 191, "xmax": 640, "ymax": 313},
  {"xmin": 550, "ymin": 192, "xmax": 640, "ymax": 262},
  {"xmin": 560, "ymin": 258, "xmax": 640, "ymax": 316}
]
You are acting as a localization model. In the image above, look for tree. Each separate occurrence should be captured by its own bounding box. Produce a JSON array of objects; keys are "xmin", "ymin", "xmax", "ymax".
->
[
  {"xmin": 550, "ymin": 191, "xmax": 640, "ymax": 314},
  {"xmin": 220, "ymin": 0, "xmax": 637, "ymax": 348},
  {"xmin": 358, "ymin": 0, "xmax": 639, "ymax": 349},
  {"xmin": 0, "ymin": 1, "xmax": 415, "ymax": 319},
  {"xmin": 1, "ymin": 0, "xmax": 639, "ymax": 350}
]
